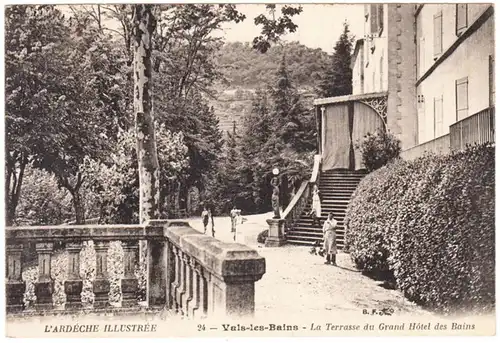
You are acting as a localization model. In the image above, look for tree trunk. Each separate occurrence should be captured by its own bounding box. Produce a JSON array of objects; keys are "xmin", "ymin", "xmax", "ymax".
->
[
  {"xmin": 72, "ymin": 191, "xmax": 85, "ymax": 224},
  {"xmin": 6, "ymin": 155, "xmax": 28, "ymax": 226},
  {"xmin": 133, "ymin": 4, "xmax": 160, "ymax": 224}
]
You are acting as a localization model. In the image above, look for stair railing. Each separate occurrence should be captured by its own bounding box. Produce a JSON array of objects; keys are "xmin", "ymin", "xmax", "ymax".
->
[{"xmin": 282, "ymin": 154, "xmax": 322, "ymax": 232}]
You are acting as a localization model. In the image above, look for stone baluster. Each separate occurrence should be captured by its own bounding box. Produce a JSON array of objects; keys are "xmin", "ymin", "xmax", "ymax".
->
[
  {"xmin": 182, "ymin": 254, "xmax": 193, "ymax": 315},
  {"xmin": 191, "ymin": 261, "xmax": 207, "ymax": 318},
  {"xmin": 35, "ymin": 242, "xmax": 54, "ymax": 311},
  {"xmin": 170, "ymin": 245, "xmax": 180, "ymax": 312},
  {"xmin": 64, "ymin": 242, "xmax": 83, "ymax": 310},
  {"xmin": 176, "ymin": 251, "xmax": 187, "ymax": 315},
  {"xmin": 121, "ymin": 240, "xmax": 139, "ymax": 308},
  {"xmin": 187, "ymin": 258, "xmax": 198, "ymax": 317},
  {"xmin": 6, "ymin": 244, "xmax": 25, "ymax": 313},
  {"xmin": 93, "ymin": 241, "xmax": 110, "ymax": 309},
  {"xmin": 205, "ymin": 272, "xmax": 214, "ymax": 316}
]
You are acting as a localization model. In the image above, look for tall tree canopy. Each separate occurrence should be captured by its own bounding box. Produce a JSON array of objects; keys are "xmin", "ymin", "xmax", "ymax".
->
[{"xmin": 317, "ymin": 21, "xmax": 354, "ymax": 98}]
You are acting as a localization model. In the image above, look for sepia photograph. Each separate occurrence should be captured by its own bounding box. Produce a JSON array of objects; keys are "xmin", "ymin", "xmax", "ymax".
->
[{"xmin": 3, "ymin": 1, "xmax": 496, "ymax": 338}]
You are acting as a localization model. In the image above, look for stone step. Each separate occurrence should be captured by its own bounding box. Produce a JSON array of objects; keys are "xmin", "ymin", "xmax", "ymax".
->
[
  {"xmin": 285, "ymin": 238, "xmax": 346, "ymax": 247},
  {"xmin": 289, "ymin": 229, "xmax": 346, "ymax": 236}
]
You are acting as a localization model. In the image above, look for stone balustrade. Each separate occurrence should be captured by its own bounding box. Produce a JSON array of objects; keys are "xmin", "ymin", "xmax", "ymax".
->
[{"xmin": 5, "ymin": 220, "xmax": 266, "ymax": 319}]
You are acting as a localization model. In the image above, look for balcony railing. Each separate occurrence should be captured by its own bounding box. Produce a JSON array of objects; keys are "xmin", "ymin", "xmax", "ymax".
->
[
  {"xmin": 450, "ymin": 107, "xmax": 495, "ymax": 151},
  {"xmin": 6, "ymin": 220, "xmax": 265, "ymax": 318}
]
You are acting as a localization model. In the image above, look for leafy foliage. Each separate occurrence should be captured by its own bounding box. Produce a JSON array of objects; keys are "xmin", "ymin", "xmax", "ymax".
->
[
  {"xmin": 317, "ymin": 21, "xmax": 354, "ymax": 97},
  {"xmin": 82, "ymin": 128, "xmax": 189, "ymax": 224},
  {"xmin": 252, "ymin": 5, "xmax": 303, "ymax": 53},
  {"xmin": 355, "ymin": 128, "xmax": 402, "ymax": 172},
  {"xmin": 15, "ymin": 165, "xmax": 74, "ymax": 226},
  {"xmin": 345, "ymin": 144, "xmax": 495, "ymax": 314}
]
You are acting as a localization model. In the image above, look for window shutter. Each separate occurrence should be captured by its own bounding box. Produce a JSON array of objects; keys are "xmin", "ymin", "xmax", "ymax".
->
[
  {"xmin": 370, "ymin": 4, "xmax": 378, "ymax": 33},
  {"xmin": 456, "ymin": 77, "xmax": 469, "ymax": 120},
  {"xmin": 378, "ymin": 5, "xmax": 384, "ymax": 33},
  {"xmin": 434, "ymin": 12, "xmax": 443, "ymax": 56},
  {"xmin": 418, "ymin": 37, "xmax": 425, "ymax": 77},
  {"xmin": 434, "ymin": 96, "xmax": 444, "ymax": 137},
  {"xmin": 456, "ymin": 4, "xmax": 468, "ymax": 35}
]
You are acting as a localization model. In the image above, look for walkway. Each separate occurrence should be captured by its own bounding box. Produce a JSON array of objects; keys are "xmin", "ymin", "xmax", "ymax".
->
[{"xmin": 188, "ymin": 212, "xmax": 434, "ymax": 320}]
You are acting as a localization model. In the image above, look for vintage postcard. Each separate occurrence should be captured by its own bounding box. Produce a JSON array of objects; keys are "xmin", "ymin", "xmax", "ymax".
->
[{"xmin": 3, "ymin": 1, "xmax": 496, "ymax": 338}]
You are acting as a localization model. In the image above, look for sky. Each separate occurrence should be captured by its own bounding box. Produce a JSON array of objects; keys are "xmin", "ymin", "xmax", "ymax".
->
[
  {"xmin": 58, "ymin": 3, "xmax": 365, "ymax": 53},
  {"xmin": 216, "ymin": 4, "xmax": 365, "ymax": 52}
]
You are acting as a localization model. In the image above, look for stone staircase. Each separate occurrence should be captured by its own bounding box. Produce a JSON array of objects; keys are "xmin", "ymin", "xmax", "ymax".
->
[{"xmin": 285, "ymin": 169, "xmax": 367, "ymax": 248}]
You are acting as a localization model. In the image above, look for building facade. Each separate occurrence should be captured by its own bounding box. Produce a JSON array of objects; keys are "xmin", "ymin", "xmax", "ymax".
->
[{"xmin": 348, "ymin": 3, "xmax": 494, "ymax": 158}]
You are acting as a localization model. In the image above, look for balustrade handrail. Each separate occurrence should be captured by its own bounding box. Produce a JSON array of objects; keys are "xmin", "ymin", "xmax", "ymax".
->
[
  {"xmin": 6, "ymin": 220, "xmax": 265, "ymax": 319},
  {"xmin": 282, "ymin": 180, "xmax": 309, "ymax": 220},
  {"xmin": 309, "ymin": 154, "xmax": 322, "ymax": 184},
  {"xmin": 282, "ymin": 154, "xmax": 322, "ymax": 230}
]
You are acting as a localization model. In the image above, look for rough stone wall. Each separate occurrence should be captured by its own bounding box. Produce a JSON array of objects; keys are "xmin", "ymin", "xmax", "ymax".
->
[{"xmin": 387, "ymin": 4, "xmax": 418, "ymax": 150}]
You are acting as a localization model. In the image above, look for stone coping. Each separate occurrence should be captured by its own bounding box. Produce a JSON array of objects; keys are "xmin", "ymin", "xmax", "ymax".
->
[
  {"xmin": 5, "ymin": 220, "xmax": 189, "ymax": 242},
  {"xmin": 165, "ymin": 226, "xmax": 266, "ymax": 283},
  {"xmin": 6, "ymin": 220, "xmax": 266, "ymax": 284}
]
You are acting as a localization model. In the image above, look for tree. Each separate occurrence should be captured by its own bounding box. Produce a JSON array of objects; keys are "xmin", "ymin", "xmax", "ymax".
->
[
  {"xmin": 132, "ymin": 4, "xmax": 161, "ymax": 223},
  {"xmin": 317, "ymin": 21, "xmax": 354, "ymax": 98},
  {"xmin": 15, "ymin": 165, "xmax": 73, "ymax": 226},
  {"xmin": 5, "ymin": 5, "xmax": 115, "ymax": 224},
  {"xmin": 253, "ymin": 4, "xmax": 303, "ymax": 53}
]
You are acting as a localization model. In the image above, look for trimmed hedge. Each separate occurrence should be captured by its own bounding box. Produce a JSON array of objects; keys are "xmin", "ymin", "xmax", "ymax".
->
[{"xmin": 345, "ymin": 144, "xmax": 495, "ymax": 314}]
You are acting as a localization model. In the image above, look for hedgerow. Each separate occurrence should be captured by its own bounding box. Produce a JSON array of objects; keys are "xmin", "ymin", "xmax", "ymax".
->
[{"xmin": 345, "ymin": 144, "xmax": 495, "ymax": 314}]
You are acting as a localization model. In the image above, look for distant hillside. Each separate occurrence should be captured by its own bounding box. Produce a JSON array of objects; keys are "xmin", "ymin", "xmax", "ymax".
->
[
  {"xmin": 216, "ymin": 41, "xmax": 330, "ymax": 89},
  {"xmin": 212, "ymin": 41, "xmax": 329, "ymax": 134}
]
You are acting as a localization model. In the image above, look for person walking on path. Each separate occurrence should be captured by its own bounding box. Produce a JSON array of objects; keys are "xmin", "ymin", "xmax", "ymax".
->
[
  {"xmin": 310, "ymin": 184, "xmax": 322, "ymax": 227},
  {"xmin": 230, "ymin": 206, "xmax": 239, "ymax": 241},
  {"xmin": 202, "ymin": 206, "xmax": 210, "ymax": 234},
  {"xmin": 322, "ymin": 212, "xmax": 338, "ymax": 266}
]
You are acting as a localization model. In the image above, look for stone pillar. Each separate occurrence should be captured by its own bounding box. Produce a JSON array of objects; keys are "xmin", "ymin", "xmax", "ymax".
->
[
  {"xmin": 34, "ymin": 242, "xmax": 54, "ymax": 311},
  {"xmin": 64, "ymin": 242, "xmax": 83, "ymax": 310},
  {"xmin": 145, "ymin": 219, "xmax": 170, "ymax": 308},
  {"xmin": 93, "ymin": 241, "xmax": 110, "ymax": 309},
  {"xmin": 147, "ymin": 240, "xmax": 167, "ymax": 307},
  {"xmin": 6, "ymin": 244, "xmax": 25, "ymax": 313},
  {"xmin": 211, "ymin": 275, "xmax": 257, "ymax": 318},
  {"xmin": 121, "ymin": 240, "xmax": 139, "ymax": 307},
  {"xmin": 265, "ymin": 218, "xmax": 286, "ymax": 247}
]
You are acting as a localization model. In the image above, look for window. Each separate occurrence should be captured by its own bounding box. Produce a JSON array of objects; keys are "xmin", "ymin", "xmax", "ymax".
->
[
  {"xmin": 369, "ymin": 4, "xmax": 384, "ymax": 35},
  {"xmin": 456, "ymin": 77, "xmax": 469, "ymax": 120},
  {"xmin": 456, "ymin": 4, "xmax": 468, "ymax": 36},
  {"xmin": 433, "ymin": 11, "xmax": 443, "ymax": 57},
  {"xmin": 434, "ymin": 96, "xmax": 444, "ymax": 137},
  {"xmin": 489, "ymin": 55, "xmax": 495, "ymax": 107}
]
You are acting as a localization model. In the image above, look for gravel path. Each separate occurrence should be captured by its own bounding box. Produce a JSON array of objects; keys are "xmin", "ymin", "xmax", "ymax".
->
[{"xmin": 188, "ymin": 212, "xmax": 436, "ymax": 319}]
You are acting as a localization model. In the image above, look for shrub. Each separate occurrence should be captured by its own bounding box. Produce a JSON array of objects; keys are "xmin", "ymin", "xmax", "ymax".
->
[
  {"xmin": 345, "ymin": 144, "xmax": 495, "ymax": 314},
  {"xmin": 355, "ymin": 128, "xmax": 402, "ymax": 172}
]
